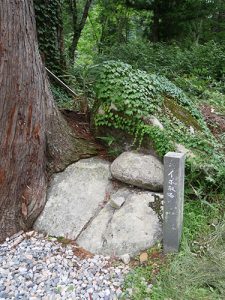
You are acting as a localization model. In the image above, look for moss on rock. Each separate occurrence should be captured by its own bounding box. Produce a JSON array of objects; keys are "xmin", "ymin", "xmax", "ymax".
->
[{"xmin": 164, "ymin": 97, "xmax": 202, "ymax": 131}]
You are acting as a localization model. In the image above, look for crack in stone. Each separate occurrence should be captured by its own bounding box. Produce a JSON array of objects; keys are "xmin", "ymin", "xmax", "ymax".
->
[
  {"xmin": 101, "ymin": 210, "xmax": 116, "ymax": 248},
  {"xmin": 75, "ymin": 182, "xmax": 114, "ymax": 241}
]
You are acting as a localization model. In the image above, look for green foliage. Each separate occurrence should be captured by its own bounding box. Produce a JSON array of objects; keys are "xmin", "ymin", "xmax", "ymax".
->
[
  {"xmin": 122, "ymin": 265, "xmax": 153, "ymax": 300},
  {"xmin": 76, "ymin": 3, "xmax": 102, "ymax": 65},
  {"xmin": 204, "ymin": 0, "xmax": 225, "ymax": 43},
  {"xmin": 34, "ymin": 0, "xmax": 225, "ymax": 202},
  {"xmin": 95, "ymin": 61, "xmax": 159, "ymax": 117},
  {"xmin": 97, "ymin": 0, "xmax": 132, "ymax": 48},
  {"xmin": 50, "ymin": 84, "xmax": 74, "ymax": 109},
  {"xmin": 126, "ymin": 0, "xmax": 222, "ymax": 43},
  {"xmin": 96, "ymin": 136, "xmax": 115, "ymax": 146},
  {"xmin": 34, "ymin": 3, "xmax": 225, "ymax": 298},
  {"xmin": 98, "ymin": 41, "xmax": 225, "ymax": 82},
  {"xmin": 174, "ymin": 75, "xmax": 225, "ymax": 111},
  {"xmin": 161, "ymin": 107, "xmax": 225, "ymax": 202},
  {"xmin": 94, "ymin": 60, "xmax": 225, "ymax": 201},
  {"xmin": 184, "ymin": 154, "xmax": 225, "ymax": 201},
  {"xmin": 34, "ymin": 0, "xmax": 65, "ymax": 74},
  {"xmin": 150, "ymin": 221, "xmax": 225, "ymax": 300},
  {"xmin": 182, "ymin": 200, "xmax": 221, "ymax": 242},
  {"xmin": 122, "ymin": 201, "xmax": 225, "ymax": 300},
  {"xmin": 94, "ymin": 60, "xmax": 204, "ymax": 156},
  {"xmin": 64, "ymin": 63, "xmax": 98, "ymax": 108}
]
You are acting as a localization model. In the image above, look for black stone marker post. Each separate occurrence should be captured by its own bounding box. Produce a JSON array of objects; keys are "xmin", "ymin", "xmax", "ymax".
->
[{"xmin": 163, "ymin": 152, "xmax": 185, "ymax": 253}]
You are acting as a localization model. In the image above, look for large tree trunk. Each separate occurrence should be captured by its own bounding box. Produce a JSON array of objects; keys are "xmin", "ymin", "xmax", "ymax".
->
[{"xmin": 0, "ymin": 0, "xmax": 96, "ymax": 242}]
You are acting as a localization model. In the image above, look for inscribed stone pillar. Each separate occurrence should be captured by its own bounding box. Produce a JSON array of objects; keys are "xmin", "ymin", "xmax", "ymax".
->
[{"xmin": 163, "ymin": 152, "xmax": 185, "ymax": 253}]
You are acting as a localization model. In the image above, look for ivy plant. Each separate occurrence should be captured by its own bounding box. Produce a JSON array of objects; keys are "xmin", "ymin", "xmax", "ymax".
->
[{"xmin": 93, "ymin": 60, "xmax": 225, "ymax": 201}]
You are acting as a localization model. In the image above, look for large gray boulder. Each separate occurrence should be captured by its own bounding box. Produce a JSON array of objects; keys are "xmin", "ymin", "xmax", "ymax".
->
[
  {"xmin": 34, "ymin": 158, "xmax": 112, "ymax": 240},
  {"xmin": 34, "ymin": 156, "xmax": 162, "ymax": 257},
  {"xmin": 77, "ymin": 187, "xmax": 162, "ymax": 256},
  {"xmin": 111, "ymin": 152, "xmax": 163, "ymax": 191}
]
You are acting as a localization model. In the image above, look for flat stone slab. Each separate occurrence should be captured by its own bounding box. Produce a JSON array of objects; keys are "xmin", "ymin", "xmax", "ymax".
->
[
  {"xmin": 77, "ymin": 188, "xmax": 162, "ymax": 256},
  {"xmin": 111, "ymin": 152, "xmax": 164, "ymax": 191},
  {"xmin": 34, "ymin": 158, "xmax": 112, "ymax": 240},
  {"xmin": 34, "ymin": 157, "xmax": 163, "ymax": 257}
]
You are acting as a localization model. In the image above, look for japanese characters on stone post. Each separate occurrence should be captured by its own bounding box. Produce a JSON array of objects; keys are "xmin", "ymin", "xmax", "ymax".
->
[{"xmin": 163, "ymin": 152, "xmax": 185, "ymax": 253}]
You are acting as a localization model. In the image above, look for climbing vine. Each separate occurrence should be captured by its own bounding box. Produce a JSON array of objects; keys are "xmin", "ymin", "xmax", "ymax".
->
[
  {"xmin": 34, "ymin": 0, "xmax": 66, "ymax": 74},
  {"xmin": 93, "ymin": 61, "xmax": 225, "ymax": 199},
  {"xmin": 94, "ymin": 61, "xmax": 206, "ymax": 156}
]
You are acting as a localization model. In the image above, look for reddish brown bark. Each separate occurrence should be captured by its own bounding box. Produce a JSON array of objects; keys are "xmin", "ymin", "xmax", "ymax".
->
[{"xmin": 0, "ymin": 0, "xmax": 96, "ymax": 242}]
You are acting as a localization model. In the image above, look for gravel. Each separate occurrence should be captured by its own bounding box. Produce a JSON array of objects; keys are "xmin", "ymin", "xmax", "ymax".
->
[{"xmin": 0, "ymin": 231, "xmax": 130, "ymax": 299}]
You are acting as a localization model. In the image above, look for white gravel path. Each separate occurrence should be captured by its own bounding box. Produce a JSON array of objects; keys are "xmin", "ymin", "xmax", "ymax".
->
[{"xmin": 0, "ymin": 231, "xmax": 130, "ymax": 300}]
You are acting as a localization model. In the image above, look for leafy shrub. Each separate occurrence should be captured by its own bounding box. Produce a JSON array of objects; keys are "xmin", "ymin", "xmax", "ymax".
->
[
  {"xmin": 94, "ymin": 60, "xmax": 193, "ymax": 155},
  {"xmin": 94, "ymin": 60, "xmax": 205, "ymax": 148},
  {"xmin": 97, "ymin": 41, "xmax": 225, "ymax": 82},
  {"xmin": 50, "ymin": 84, "xmax": 74, "ymax": 110},
  {"xmin": 93, "ymin": 60, "xmax": 225, "ymax": 202}
]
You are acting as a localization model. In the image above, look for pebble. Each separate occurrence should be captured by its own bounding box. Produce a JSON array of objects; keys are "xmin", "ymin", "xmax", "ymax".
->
[
  {"xmin": 0, "ymin": 232, "xmax": 130, "ymax": 299},
  {"xmin": 120, "ymin": 253, "xmax": 130, "ymax": 265},
  {"xmin": 140, "ymin": 252, "xmax": 148, "ymax": 264}
]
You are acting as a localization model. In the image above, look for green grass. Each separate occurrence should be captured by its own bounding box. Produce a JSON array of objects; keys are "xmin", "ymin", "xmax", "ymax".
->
[
  {"xmin": 182, "ymin": 200, "xmax": 221, "ymax": 242},
  {"xmin": 150, "ymin": 221, "xmax": 225, "ymax": 300},
  {"xmin": 122, "ymin": 200, "xmax": 225, "ymax": 300}
]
